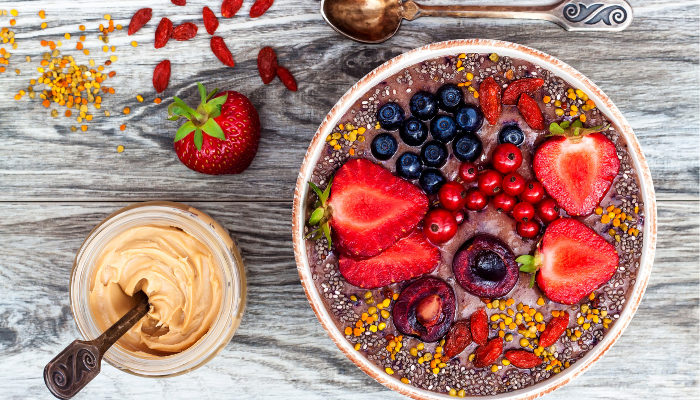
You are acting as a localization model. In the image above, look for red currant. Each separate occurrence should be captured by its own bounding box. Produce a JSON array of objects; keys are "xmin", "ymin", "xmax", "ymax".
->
[
  {"xmin": 477, "ymin": 170, "xmax": 503, "ymax": 196},
  {"xmin": 491, "ymin": 143, "xmax": 523, "ymax": 174},
  {"xmin": 537, "ymin": 198, "xmax": 560, "ymax": 224},
  {"xmin": 492, "ymin": 192, "xmax": 517, "ymax": 213},
  {"xmin": 512, "ymin": 202, "xmax": 535, "ymax": 222},
  {"xmin": 517, "ymin": 220, "xmax": 540, "ymax": 239},
  {"xmin": 520, "ymin": 180, "xmax": 545, "ymax": 204},
  {"xmin": 458, "ymin": 161, "xmax": 478, "ymax": 183},
  {"xmin": 465, "ymin": 188, "xmax": 488, "ymax": 211},
  {"xmin": 438, "ymin": 181, "xmax": 467, "ymax": 211},
  {"xmin": 453, "ymin": 209, "xmax": 466, "ymax": 225},
  {"xmin": 423, "ymin": 208, "xmax": 458, "ymax": 244},
  {"xmin": 502, "ymin": 173, "xmax": 526, "ymax": 196}
]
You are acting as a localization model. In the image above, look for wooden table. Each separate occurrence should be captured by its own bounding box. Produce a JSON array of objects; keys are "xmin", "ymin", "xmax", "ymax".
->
[{"xmin": 0, "ymin": 0, "xmax": 697, "ymax": 398}]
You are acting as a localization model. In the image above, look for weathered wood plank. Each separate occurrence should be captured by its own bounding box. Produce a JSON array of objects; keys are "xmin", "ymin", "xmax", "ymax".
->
[{"xmin": 0, "ymin": 201, "xmax": 696, "ymax": 399}]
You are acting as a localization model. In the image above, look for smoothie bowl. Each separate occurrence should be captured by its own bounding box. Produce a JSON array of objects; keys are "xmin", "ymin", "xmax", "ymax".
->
[{"xmin": 292, "ymin": 40, "xmax": 656, "ymax": 399}]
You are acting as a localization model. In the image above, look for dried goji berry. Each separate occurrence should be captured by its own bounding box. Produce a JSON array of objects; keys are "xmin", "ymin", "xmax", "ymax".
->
[
  {"xmin": 502, "ymin": 78, "xmax": 544, "ymax": 105},
  {"xmin": 250, "ymin": 0, "xmax": 274, "ymax": 18},
  {"xmin": 171, "ymin": 0, "xmax": 186, "ymax": 5},
  {"xmin": 538, "ymin": 312, "xmax": 569, "ymax": 348},
  {"xmin": 153, "ymin": 60, "xmax": 171, "ymax": 93},
  {"xmin": 210, "ymin": 36, "xmax": 235, "ymax": 67},
  {"xmin": 171, "ymin": 22, "xmax": 198, "ymax": 41},
  {"xmin": 479, "ymin": 76, "xmax": 502, "ymax": 125},
  {"xmin": 128, "ymin": 8, "xmax": 152, "ymax": 36},
  {"xmin": 470, "ymin": 308, "xmax": 488, "ymax": 346},
  {"xmin": 276, "ymin": 66, "xmax": 297, "ymax": 91},
  {"xmin": 517, "ymin": 93, "xmax": 544, "ymax": 130},
  {"xmin": 443, "ymin": 320, "xmax": 471, "ymax": 359},
  {"xmin": 473, "ymin": 337, "xmax": 503, "ymax": 368},
  {"xmin": 155, "ymin": 18, "xmax": 173, "ymax": 49},
  {"xmin": 257, "ymin": 47, "xmax": 278, "ymax": 84},
  {"xmin": 221, "ymin": 0, "xmax": 243, "ymax": 18},
  {"xmin": 203, "ymin": 6, "xmax": 219, "ymax": 35},
  {"xmin": 504, "ymin": 350, "xmax": 543, "ymax": 369}
]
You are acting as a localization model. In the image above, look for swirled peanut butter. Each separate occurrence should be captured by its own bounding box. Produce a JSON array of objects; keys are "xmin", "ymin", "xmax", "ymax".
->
[{"xmin": 89, "ymin": 225, "xmax": 222, "ymax": 356}]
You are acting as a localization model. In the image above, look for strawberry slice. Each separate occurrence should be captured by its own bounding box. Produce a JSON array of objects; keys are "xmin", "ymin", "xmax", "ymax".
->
[
  {"xmin": 533, "ymin": 127, "xmax": 619, "ymax": 216},
  {"xmin": 327, "ymin": 158, "xmax": 428, "ymax": 259},
  {"xmin": 502, "ymin": 78, "xmax": 544, "ymax": 105},
  {"xmin": 479, "ymin": 77, "xmax": 502, "ymax": 125},
  {"xmin": 338, "ymin": 231, "xmax": 440, "ymax": 289},
  {"xmin": 517, "ymin": 218, "xmax": 618, "ymax": 305}
]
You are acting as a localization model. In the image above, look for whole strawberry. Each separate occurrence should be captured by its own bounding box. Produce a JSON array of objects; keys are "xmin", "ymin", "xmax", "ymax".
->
[{"xmin": 168, "ymin": 83, "xmax": 260, "ymax": 174}]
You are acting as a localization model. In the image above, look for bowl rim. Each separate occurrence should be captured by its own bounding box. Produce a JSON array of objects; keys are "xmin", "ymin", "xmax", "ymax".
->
[{"xmin": 292, "ymin": 39, "xmax": 657, "ymax": 400}]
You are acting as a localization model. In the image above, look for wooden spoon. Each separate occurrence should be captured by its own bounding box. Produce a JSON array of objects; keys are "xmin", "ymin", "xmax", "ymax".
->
[
  {"xmin": 44, "ymin": 291, "xmax": 150, "ymax": 399},
  {"xmin": 321, "ymin": 0, "xmax": 633, "ymax": 43}
]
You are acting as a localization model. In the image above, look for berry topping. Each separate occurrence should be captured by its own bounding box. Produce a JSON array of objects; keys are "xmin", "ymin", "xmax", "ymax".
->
[
  {"xmin": 504, "ymin": 350, "xmax": 543, "ymax": 369},
  {"xmin": 436, "ymin": 83, "xmax": 464, "ymax": 112},
  {"xmin": 421, "ymin": 140, "xmax": 448, "ymax": 168},
  {"xmin": 498, "ymin": 124, "xmax": 525, "ymax": 146},
  {"xmin": 479, "ymin": 77, "xmax": 502, "ymax": 125},
  {"xmin": 502, "ymin": 78, "xmax": 545, "ymax": 105},
  {"xmin": 473, "ymin": 337, "xmax": 503, "ymax": 368},
  {"xmin": 438, "ymin": 181, "xmax": 468, "ymax": 211},
  {"xmin": 393, "ymin": 277, "xmax": 456, "ymax": 342},
  {"xmin": 339, "ymin": 231, "xmax": 440, "ymax": 289},
  {"xmin": 492, "ymin": 192, "xmax": 517, "ymax": 213},
  {"xmin": 520, "ymin": 180, "xmax": 545, "ymax": 204},
  {"xmin": 453, "ymin": 234, "xmax": 519, "ymax": 298},
  {"xmin": 377, "ymin": 102, "xmax": 405, "ymax": 130},
  {"xmin": 419, "ymin": 169, "xmax": 446, "ymax": 195},
  {"xmin": 453, "ymin": 133, "xmax": 483, "ymax": 162},
  {"xmin": 371, "ymin": 133, "xmax": 398, "ymax": 160},
  {"xmin": 396, "ymin": 152, "xmax": 423, "ymax": 179},
  {"xmin": 453, "ymin": 209, "xmax": 466, "ymax": 225},
  {"xmin": 430, "ymin": 115, "xmax": 458, "ymax": 143},
  {"xmin": 517, "ymin": 93, "xmax": 544, "ymax": 130},
  {"xmin": 517, "ymin": 218, "xmax": 618, "ymax": 304},
  {"xmin": 491, "ymin": 143, "xmax": 523, "ymax": 174},
  {"xmin": 399, "ymin": 117, "xmax": 429, "ymax": 146},
  {"xmin": 423, "ymin": 208, "xmax": 458, "ymax": 244},
  {"xmin": 477, "ymin": 170, "xmax": 503, "ymax": 196},
  {"xmin": 454, "ymin": 104, "xmax": 484, "ymax": 133},
  {"xmin": 536, "ymin": 198, "xmax": 561, "ymax": 224},
  {"xmin": 538, "ymin": 312, "xmax": 570, "ymax": 347},
  {"xmin": 464, "ymin": 188, "xmax": 488, "ymax": 211},
  {"xmin": 410, "ymin": 91, "xmax": 439, "ymax": 120},
  {"xmin": 458, "ymin": 161, "xmax": 478, "ymax": 183},
  {"xmin": 442, "ymin": 320, "xmax": 472, "ymax": 360},
  {"xmin": 470, "ymin": 309, "xmax": 489, "ymax": 346},
  {"xmin": 516, "ymin": 220, "xmax": 540, "ymax": 239},
  {"xmin": 513, "ymin": 202, "xmax": 535, "ymax": 222},
  {"xmin": 502, "ymin": 172, "xmax": 526, "ymax": 196}
]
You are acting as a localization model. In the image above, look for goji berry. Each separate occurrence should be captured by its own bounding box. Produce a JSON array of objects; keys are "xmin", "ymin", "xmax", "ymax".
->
[
  {"xmin": 221, "ymin": 0, "xmax": 243, "ymax": 18},
  {"xmin": 210, "ymin": 36, "xmax": 235, "ymax": 67},
  {"xmin": 502, "ymin": 78, "xmax": 544, "ymax": 105},
  {"xmin": 504, "ymin": 350, "xmax": 543, "ymax": 369},
  {"xmin": 250, "ymin": 0, "xmax": 274, "ymax": 18},
  {"xmin": 517, "ymin": 93, "xmax": 544, "ymax": 130},
  {"xmin": 479, "ymin": 76, "xmax": 502, "ymax": 125},
  {"xmin": 538, "ymin": 312, "xmax": 569, "ymax": 348},
  {"xmin": 473, "ymin": 337, "xmax": 503, "ymax": 368},
  {"xmin": 276, "ymin": 66, "xmax": 297, "ymax": 91},
  {"xmin": 257, "ymin": 47, "xmax": 278, "ymax": 84},
  {"xmin": 171, "ymin": 0, "xmax": 186, "ymax": 5},
  {"xmin": 128, "ymin": 8, "xmax": 152, "ymax": 36},
  {"xmin": 470, "ymin": 308, "xmax": 488, "ymax": 346},
  {"xmin": 203, "ymin": 6, "xmax": 219, "ymax": 35},
  {"xmin": 443, "ymin": 320, "xmax": 471, "ymax": 359},
  {"xmin": 153, "ymin": 60, "xmax": 171, "ymax": 93},
  {"xmin": 154, "ymin": 18, "xmax": 173, "ymax": 49},
  {"xmin": 171, "ymin": 22, "xmax": 198, "ymax": 41}
]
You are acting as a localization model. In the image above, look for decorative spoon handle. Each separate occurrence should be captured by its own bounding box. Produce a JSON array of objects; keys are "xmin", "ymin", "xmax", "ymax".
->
[
  {"xmin": 404, "ymin": 0, "xmax": 633, "ymax": 31},
  {"xmin": 44, "ymin": 292, "xmax": 150, "ymax": 400}
]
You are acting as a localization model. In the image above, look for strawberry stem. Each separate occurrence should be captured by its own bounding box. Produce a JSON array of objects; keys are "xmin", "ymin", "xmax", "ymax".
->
[
  {"xmin": 306, "ymin": 177, "xmax": 334, "ymax": 249},
  {"xmin": 168, "ymin": 83, "xmax": 229, "ymax": 151},
  {"xmin": 516, "ymin": 254, "xmax": 541, "ymax": 289}
]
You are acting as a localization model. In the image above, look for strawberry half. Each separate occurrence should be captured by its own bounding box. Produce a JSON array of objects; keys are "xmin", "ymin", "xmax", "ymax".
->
[
  {"xmin": 517, "ymin": 218, "xmax": 618, "ymax": 305},
  {"xmin": 169, "ymin": 83, "xmax": 260, "ymax": 175},
  {"xmin": 338, "ymin": 231, "xmax": 440, "ymax": 288},
  {"xmin": 533, "ymin": 122, "xmax": 619, "ymax": 216}
]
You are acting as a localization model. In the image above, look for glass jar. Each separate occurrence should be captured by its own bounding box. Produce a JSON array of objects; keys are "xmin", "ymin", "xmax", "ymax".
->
[{"xmin": 70, "ymin": 201, "xmax": 246, "ymax": 377}]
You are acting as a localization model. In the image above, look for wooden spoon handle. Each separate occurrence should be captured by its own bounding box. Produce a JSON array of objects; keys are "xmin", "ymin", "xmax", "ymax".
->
[{"xmin": 44, "ymin": 292, "xmax": 150, "ymax": 399}]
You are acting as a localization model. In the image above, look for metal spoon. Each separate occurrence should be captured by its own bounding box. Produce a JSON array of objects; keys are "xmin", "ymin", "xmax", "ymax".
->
[
  {"xmin": 44, "ymin": 291, "xmax": 150, "ymax": 399},
  {"xmin": 321, "ymin": 0, "xmax": 633, "ymax": 43}
]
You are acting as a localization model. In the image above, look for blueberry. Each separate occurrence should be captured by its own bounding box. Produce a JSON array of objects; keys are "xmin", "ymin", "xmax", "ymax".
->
[
  {"xmin": 454, "ymin": 104, "xmax": 484, "ymax": 133},
  {"xmin": 430, "ymin": 115, "xmax": 458, "ymax": 143},
  {"xmin": 396, "ymin": 152, "xmax": 423, "ymax": 179},
  {"xmin": 436, "ymin": 84, "xmax": 463, "ymax": 112},
  {"xmin": 419, "ymin": 168, "xmax": 446, "ymax": 195},
  {"xmin": 409, "ymin": 91, "xmax": 438, "ymax": 120},
  {"xmin": 453, "ymin": 133, "xmax": 482, "ymax": 162},
  {"xmin": 420, "ymin": 140, "xmax": 448, "ymax": 168},
  {"xmin": 371, "ymin": 133, "xmax": 398, "ymax": 160},
  {"xmin": 399, "ymin": 117, "xmax": 429, "ymax": 146},
  {"xmin": 498, "ymin": 124, "xmax": 525, "ymax": 146},
  {"xmin": 376, "ymin": 102, "xmax": 405, "ymax": 131}
]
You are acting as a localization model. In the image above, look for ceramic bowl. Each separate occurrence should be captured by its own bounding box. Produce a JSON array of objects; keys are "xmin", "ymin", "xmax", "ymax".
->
[{"xmin": 292, "ymin": 39, "xmax": 656, "ymax": 400}]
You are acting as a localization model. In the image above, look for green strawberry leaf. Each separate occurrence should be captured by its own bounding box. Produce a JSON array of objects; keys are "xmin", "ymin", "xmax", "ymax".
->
[
  {"xmin": 549, "ymin": 122, "xmax": 565, "ymax": 135},
  {"xmin": 202, "ymin": 119, "xmax": 225, "ymax": 141},
  {"xmin": 197, "ymin": 82, "xmax": 207, "ymax": 105},
  {"xmin": 308, "ymin": 207, "xmax": 324, "ymax": 226},
  {"xmin": 205, "ymin": 94, "xmax": 227, "ymax": 110},
  {"xmin": 572, "ymin": 119, "xmax": 583, "ymax": 128},
  {"xmin": 194, "ymin": 129, "xmax": 203, "ymax": 150},
  {"xmin": 560, "ymin": 120, "xmax": 571, "ymax": 129},
  {"xmin": 173, "ymin": 97, "xmax": 202, "ymax": 119},
  {"xmin": 174, "ymin": 121, "xmax": 195, "ymax": 142},
  {"xmin": 206, "ymin": 88, "xmax": 220, "ymax": 102},
  {"xmin": 304, "ymin": 228, "xmax": 320, "ymax": 240},
  {"xmin": 529, "ymin": 273, "xmax": 536, "ymax": 288},
  {"xmin": 322, "ymin": 175, "xmax": 334, "ymax": 201},
  {"xmin": 308, "ymin": 182, "xmax": 326, "ymax": 206},
  {"xmin": 322, "ymin": 222, "xmax": 332, "ymax": 249}
]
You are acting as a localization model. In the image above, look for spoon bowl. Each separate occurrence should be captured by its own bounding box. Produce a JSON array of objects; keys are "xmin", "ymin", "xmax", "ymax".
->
[{"xmin": 322, "ymin": 0, "xmax": 404, "ymax": 44}]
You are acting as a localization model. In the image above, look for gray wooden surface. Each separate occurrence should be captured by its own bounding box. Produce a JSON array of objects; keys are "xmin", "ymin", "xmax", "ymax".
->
[{"xmin": 0, "ymin": 0, "xmax": 697, "ymax": 399}]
